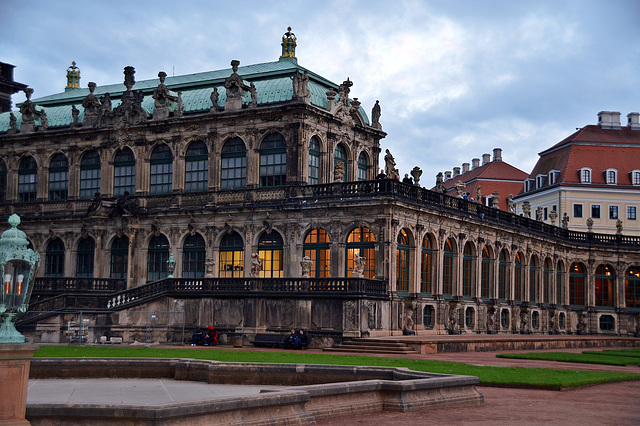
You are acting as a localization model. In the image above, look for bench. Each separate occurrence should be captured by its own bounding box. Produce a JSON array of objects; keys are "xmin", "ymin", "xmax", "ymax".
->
[{"xmin": 250, "ymin": 333, "xmax": 285, "ymax": 348}]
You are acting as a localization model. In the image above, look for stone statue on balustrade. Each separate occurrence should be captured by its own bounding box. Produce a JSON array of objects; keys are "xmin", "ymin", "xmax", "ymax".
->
[
  {"xmin": 561, "ymin": 212, "xmax": 569, "ymax": 229},
  {"xmin": 384, "ymin": 149, "xmax": 398, "ymax": 179},
  {"xmin": 616, "ymin": 219, "xmax": 623, "ymax": 235},
  {"xmin": 334, "ymin": 160, "xmax": 345, "ymax": 182},
  {"xmin": 454, "ymin": 181, "xmax": 466, "ymax": 198},
  {"xmin": 549, "ymin": 209, "xmax": 557, "ymax": 226},
  {"xmin": 351, "ymin": 253, "xmax": 366, "ymax": 278},
  {"xmin": 490, "ymin": 191, "xmax": 499, "ymax": 208},
  {"xmin": 435, "ymin": 172, "xmax": 445, "ymax": 193},
  {"xmin": 586, "ymin": 217, "xmax": 594, "ymax": 232},
  {"xmin": 410, "ymin": 166, "xmax": 422, "ymax": 186},
  {"xmin": 522, "ymin": 201, "xmax": 531, "ymax": 218},
  {"xmin": 300, "ymin": 256, "xmax": 313, "ymax": 278},
  {"xmin": 210, "ymin": 87, "xmax": 219, "ymax": 112},
  {"xmin": 507, "ymin": 194, "xmax": 515, "ymax": 213},
  {"xmin": 250, "ymin": 253, "xmax": 262, "ymax": 277}
]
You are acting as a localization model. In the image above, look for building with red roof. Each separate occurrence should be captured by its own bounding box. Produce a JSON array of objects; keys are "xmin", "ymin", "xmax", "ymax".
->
[{"xmin": 514, "ymin": 111, "xmax": 640, "ymax": 236}]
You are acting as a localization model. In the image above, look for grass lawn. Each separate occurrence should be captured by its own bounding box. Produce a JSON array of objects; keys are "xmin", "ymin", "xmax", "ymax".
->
[
  {"xmin": 497, "ymin": 350, "xmax": 640, "ymax": 366},
  {"xmin": 34, "ymin": 345, "xmax": 640, "ymax": 390},
  {"xmin": 583, "ymin": 349, "xmax": 640, "ymax": 358}
]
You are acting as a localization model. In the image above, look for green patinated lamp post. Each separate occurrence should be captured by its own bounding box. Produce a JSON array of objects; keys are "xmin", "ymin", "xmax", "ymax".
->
[{"xmin": 167, "ymin": 254, "xmax": 176, "ymax": 278}]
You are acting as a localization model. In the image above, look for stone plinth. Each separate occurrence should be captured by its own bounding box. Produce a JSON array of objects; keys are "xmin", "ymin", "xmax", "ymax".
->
[{"xmin": 0, "ymin": 343, "xmax": 39, "ymax": 425}]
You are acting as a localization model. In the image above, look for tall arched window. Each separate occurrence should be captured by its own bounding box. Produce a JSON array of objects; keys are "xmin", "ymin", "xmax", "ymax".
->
[
  {"xmin": 147, "ymin": 235, "xmax": 170, "ymax": 282},
  {"xmin": 76, "ymin": 237, "xmax": 95, "ymax": 278},
  {"xmin": 543, "ymin": 258, "xmax": 552, "ymax": 305},
  {"xmin": 514, "ymin": 253, "xmax": 523, "ymax": 302},
  {"xmin": 219, "ymin": 232, "xmax": 244, "ymax": 278},
  {"xmin": 221, "ymin": 137, "xmax": 247, "ymax": 190},
  {"xmin": 48, "ymin": 153, "xmax": 68, "ymax": 201},
  {"xmin": 346, "ymin": 227, "xmax": 376, "ymax": 278},
  {"xmin": 443, "ymin": 238, "xmax": 454, "ymax": 297},
  {"xmin": 304, "ymin": 229, "xmax": 330, "ymax": 277},
  {"xmin": 481, "ymin": 246, "xmax": 491, "ymax": 299},
  {"xmin": 556, "ymin": 261, "xmax": 564, "ymax": 305},
  {"xmin": 45, "ymin": 238, "xmax": 65, "ymax": 277},
  {"xmin": 498, "ymin": 250, "xmax": 508, "ymax": 300},
  {"xmin": 334, "ymin": 144, "xmax": 347, "ymax": 182},
  {"xmin": 150, "ymin": 144, "xmax": 173, "ymax": 195},
  {"xmin": 184, "ymin": 141, "xmax": 208, "ymax": 192},
  {"xmin": 308, "ymin": 137, "xmax": 320, "ymax": 185},
  {"xmin": 0, "ymin": 159, "xmax": 7, "ymax": 202},
  {"xmin": 258, "ymin": 231, "xmax": 284, "ymax": 278},
  {"xmin": 79, "ymin": 150, "xmax": 101, "ymax": 199},
  {"xmin": 462, "ymin": 243, "xmax": 473, "ymax": 298},
  {"xmin": 396, "ymin": 229, "xmax": 410, "ymax": 293},
  {"xmin": 595, "ymin": 264, "xmax": 615, "ymax": 307},
  {"xmin": 110, "ymin": 236, "xmax": 129, "ymax": 280},
  {"xmin": 358, "ymin": 152, "xmax": 368, "ymax": 181},
  {"xmin": 182, "ymin": 234, "xmax": 205, "ymax": 278},
  {"xmin": 529, "ymin": 256, "xmax": 539, "ymax": 303},
  {"xmin": 625, "ymin": 266, "xmax": 640, "ymax": 309},
  {"xmin": 18, "ymin": 156, "xmax": 37, "ymax": 202},
  {"xmin": 569, "ymin": 262, "xmax": 585, "ymax": 306},
  {"xmin": 421, "ymin": 235, "xmax": 433, "ymax": 294},
  {"xmin": 113, "ymin": 148, "xmax": 135, "ymax": 196},
  {"xmin": 259, "ymin": 133, "xmax": 287, "ymax": 187}
]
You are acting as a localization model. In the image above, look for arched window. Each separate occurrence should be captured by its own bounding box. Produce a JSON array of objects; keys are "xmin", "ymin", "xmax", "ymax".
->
[
  {"xmin": 304, "ymin": 229, "xmax": 330, "ymax": 277},
  {"xmin": 498, "ymin": 250, "xmax": 508, "ymax": 300},
  {"xmin": 358, "ymin": 152, "xmax": 368, "ymax": 181},
  {"xmin": 421, "ymin": 235, "xmax": 433, "ymax": 294},
  {"xmin": 150, "ymin": 144, "xmax": 173, "ymax": 195},
  {"xmin": 182, "ymin": 234, "xmax": 205, "ymax": 278},
  {"xmin": 556, "ymin": 261, "xmax": 564, "ymax": 305},
  {"xmin": 443, "ymin": 238, "xmax": 454, "ymax": 297},
  {"xmin": 259, "ymin": 133, "xmax": 287, "ymax": 187},
  {"xmin": 334, "ymin": 144, "xmax": 347, "ymax": 182},
  {"xmin": 465, "ymin": 307, "xmax": 475, "ymax": 328},
  {"xmin": 221, "ymin": 137, "xmax": 247, "ymax": 190},
  {"xmin": 0, "ymin": 159, "xmax": 7, "ymax": 202},
  {"xmin": 45, "ymin": 238, "xmax": 65, "ymax": 277},
  {"xmin": 396, "ymin": 229, "xmax": 410, "ymax": 293},
  {"xmin": 529, "ymin": 256, "xmax": 539, "ymax": 303},
  {"xmin": 258, "ymin": 231, "xmax": 283, "ymax": 278},
  {"xmin": 18, "ymin": 156, "xmax": 37, "ymax": 202},
  {"xmin": 625, "ymin": 266, "xmax": 640, "ymax": 309},
  {"xmin": 595, "ymin": 264, "xmax": 615, "ymax": 307},
  {"xmin": 79, "ymin": 150, "xmax": 101, "ymax": 199},
  {"xmin": 220, "ymin": 232, "xmax": 244, "ymax": 277},
  {"xmin": 569, "ymin": 262, "xmax": 586, "ymax": 306},
  {"xmin": 462, "ymin": 243, "xmax": 473, "ymax": 298},
  {"xmin": 481, "ymin": 246, "xmax": 491, "ymax": 299},
  {"xmin": 308, "ymin": 137, "xmax": 320, "ymax": 185},
  {"xmin": 184, "ymin": 141, "xmax": 208, "ymax": 192},
  {"xmin": 514, "ymin": 253, "xmax": 524, "ymax": 302},
  {"xmin": 147, "ymin": 235, "xmax": 170, "ymax": 282},
  {"xmin": 113, "ymin": 148, "xmax": 135, "ymax": 196},
  {"xmin": 76, "ymin": 237, "xmax": 95, "ymax": 278},
  {"xmin": 48, "ymin": 153, "xmax": 68, "ymax": 201},
  {"xmin": 543, "ymin": 258, "xmax": 552, "ymax": 305},
  {"xmin": 110, "ymin": 236, "xmax": 129, "ymax": 280},
  {"xmin": 346, "ymin": 227, "xmax": 376, "ymax": 279}
]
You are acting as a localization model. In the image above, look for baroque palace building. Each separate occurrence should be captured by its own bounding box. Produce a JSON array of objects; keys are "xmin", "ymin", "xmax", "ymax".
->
[{"xmin": 0, "ymin": 29, "xmax": 639, "ymax": 344}]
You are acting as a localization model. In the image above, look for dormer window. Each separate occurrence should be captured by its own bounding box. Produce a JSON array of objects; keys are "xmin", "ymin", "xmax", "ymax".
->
[
  {"xmin": 524, "ymin": 178, "xmax": 534, "ymax": 192},
  {"xmin": 578, "ymin": 167, "xmax": 592, "ymax": 184},
  {"xmin": 548, "ymin": 170, "xmax": 560, "ymax": 185},
  {"xmin": 631, "ymin": 170, "xmax": 640, "ymax": 186},
  {"xmin": 536, "ymin": 174, "xmax": 546, "ymax": 189},
  {"xmin": 604, "ymin": 168, "xmax": 617, "ymax": 185}
]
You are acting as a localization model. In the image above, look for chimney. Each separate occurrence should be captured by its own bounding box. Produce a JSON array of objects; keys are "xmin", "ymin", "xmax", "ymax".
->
[
  {"xmin": 444, "ymin": 171, "xmax": 452, "ymax": 181},
  {"xmin": 598, "ymin": 111, "xmax": 621, "ymax": 129},
  {"xmin": 492, "ymin": 148, "xmax": 502, "ymax": 162},
  {"xmin": 482, "ymin": 153, "xmax": 491, "ymax": 165},
  {"xmin": 462, "ymin": 163, "xmax": 470, "ymax": 173},
  {"xmin": 453, "ymin": 167, "xmax": 460, "ymax": 177},
  {"xmin": 472, "ymin": 158, "xmax": 480, "ymax": 170},
  {"xmin": 627, "ymin": 112, "xmax": 640, "ymax": 130}
]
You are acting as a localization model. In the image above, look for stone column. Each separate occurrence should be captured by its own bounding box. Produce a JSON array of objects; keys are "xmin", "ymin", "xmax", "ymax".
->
[{"xmin": 0, "ymin": 343, "xmax": 39, "ymax": 425}]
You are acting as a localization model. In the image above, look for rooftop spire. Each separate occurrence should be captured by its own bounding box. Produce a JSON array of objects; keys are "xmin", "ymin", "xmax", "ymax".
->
[
  {"xmin": 280, "ymin": 27, "xmax": 297, "ymax": 61},
  {"xmin": 65, "ymin": 61, "xmax": 80, "ymax": 90}
]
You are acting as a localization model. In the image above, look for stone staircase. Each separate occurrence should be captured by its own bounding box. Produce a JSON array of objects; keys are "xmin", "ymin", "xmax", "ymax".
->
[{"xmin": 323, "ymin": 338, "xmax": 420, "ymax": 354}]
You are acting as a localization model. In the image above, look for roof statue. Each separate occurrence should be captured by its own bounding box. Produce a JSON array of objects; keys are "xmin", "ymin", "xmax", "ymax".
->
[
  {"xmin": 280, "ymin": 27, "xmax": 297, "ymax": 59},
  {"xmin": 19, "ymin": 88, "xmax": 37, "ymax": 132},
  {"xmin": 66, "ymin": 61, "xmax": 80, "ymax": 89},
  {"xmin": 371, "ymin": 100, "xmax": 382, "ymax": 130},
  {"xmin": 82, "ymin": 82, "xmax": 101, "ymax": 126},
  {"xmin": 152, "ymin": 71, "xmax": 178, "ymax": 120},
  {"xmin": 224, "ymin": 60, "xmax": 248, "ymax": 111}
]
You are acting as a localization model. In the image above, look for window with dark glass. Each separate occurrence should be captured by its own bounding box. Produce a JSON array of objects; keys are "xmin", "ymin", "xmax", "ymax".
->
[
  {"xmin": 184, "ymin": 141, "xmax": 208, "ymax": 192},
  {"xmin": 334, "ymin": 144, "xmax": 347, "ymax": 182},
  {"xmin": 606, "ymin": 170, "xmax": 616, "ymax": 184},
  {"xmin": 258, "ymin": 231, "xmax": 284, "ymax": 278},
  {"xmin": 591, "ymin": 204, "xmax": 600, "ymax": 219},
  {"xmin": 559, "ymin": 312, "xmax": 566, "ymax": 329},
  {"xmin": 110, "ymin": 236, "xmax": 129, "ymax": 280},
  {"xmin": 573, "ymin": 204, "xmax": 583, "ymax": 218},
  {"xmin": 221, "ymin": 137, "xmax": 247, "ymax": 190},
  {"xmin": 182, "ymin": 233, "xmax": 205, "ymax": 278},
  {"xmin": 48, "ymin": 153, "xmax": 68, "ymax": 201},
  {"xmin": 259, "ymin": 133, "xmax": 287, "ymax": 187},
  {"xmin": 79, "ymin": 150, "xmax": 101, "ymax": 199},
  {"xmin": 147, "ymin": 235, "xmax": 170, "ymax": 282},
  {"xmin": 531, "ymin": 311, "xmax": 539, "ymax": 329},
  {"xmin": 462, "ymin": 243, "xmax": 473, "ymax": 298},
  {"xmin": 628, "ymin": 206, "xmax": 637, "ymax": 220},
  {"xmin": 481, "ymin": 246, "xmax": 491, "ymax": 299},
  {"xmin": 599, "ymin": 315, "xmax": 615, "ymax": 331},
  {"xmin": 423, "ymin": 305, "xmax": 434, "ymax": 329},
  {"xmin": 500, "ymin": 309, "xmax": 509, "ymax": 328},
  {"xmin": 150, "ymin": 144, "xmax": 173, "ymax": 195},
  {"xmin": 595, "ymin": 264, "xmax": 614, "ymax": 307},
  {"xmin": 396, "ymin": 229, "xmax": 410, "ymax": 293},
  {"xmin": 529, "ymin": 256, "xmax": 538, "ymax": 303},
  {"xmin": 76, "ymin": 237, "xmax": 95, "ymax": 278},
  {"xmin": 443, "ymin": 238, "xmax": 454, "ymax": 297},
  {"xmin": 358, "ymin": 152, "xmax": 368, "ymax": 181},
  {"xmin": 45, "ymin": 238, "xmax": 65, "ymax": 277},
  {"xmin": 346, "ymin": 227, "xmax": 376, "ymax": 279},
  {"xmin": 609, "ymin": 205, "xmax": 619, "ymax": 219},
  {"xmin": 543, "ymin": 259, "xmax": 552, "ymax": 304},
  {"xmin": 465, "ymin": 307, "xmax": 475, "ymax": 328},
  {"xmin": 0, "ymin": 159, "xmax": 6, "ymax": 202},
  {"xmin": 304, "ymin": 229, "xmax": 330, "ymax": 277},
  {"xmin": 219, "ymin": 232, "xmax": 244, "ymax": 278},
  {"xmin": 498, "ymin": 250, "xmax": 508, "ymax": 300},
  {"xmin": 633, "ymin": 171, "xmax": 640, "ymax": 186},
  {"xmin": 556, "ymin": 262, "xmax": 564, "ymax": 305},
  {"xmin": 113, "ymin": 148, "xmax": 135, "ymax": 196},
  {"xmin": 18, "ymin": 156, "xmax": 37, "ymax": 202},
  {"xmin": 625, "ymin": 266, "xmax": 640, "ymax": 309},
  {"xmin": 308, "ymin": 137, "xmax": 320, "ymax": 185},
  {"xmin": 514, "ymin": 253, "xmax": 523, "ymax": 302},
  {"xmin": 421, "ymin": 235, "xmax": 433, "ymax": 294},
  {"xmin": 569, "ymin": 262, "xmax": 585, "ymax": 306}
]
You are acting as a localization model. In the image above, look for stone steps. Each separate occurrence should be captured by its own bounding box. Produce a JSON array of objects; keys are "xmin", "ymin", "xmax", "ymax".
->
[{"xmin": 324, "ymin": 339, "xmax": 420, "ymax": 354}]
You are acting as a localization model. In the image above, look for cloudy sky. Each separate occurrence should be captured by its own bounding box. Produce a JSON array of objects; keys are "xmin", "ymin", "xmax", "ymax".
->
[{"xmin": 2, "ymin": 0, "xmax": 638, "ymax": 185}]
